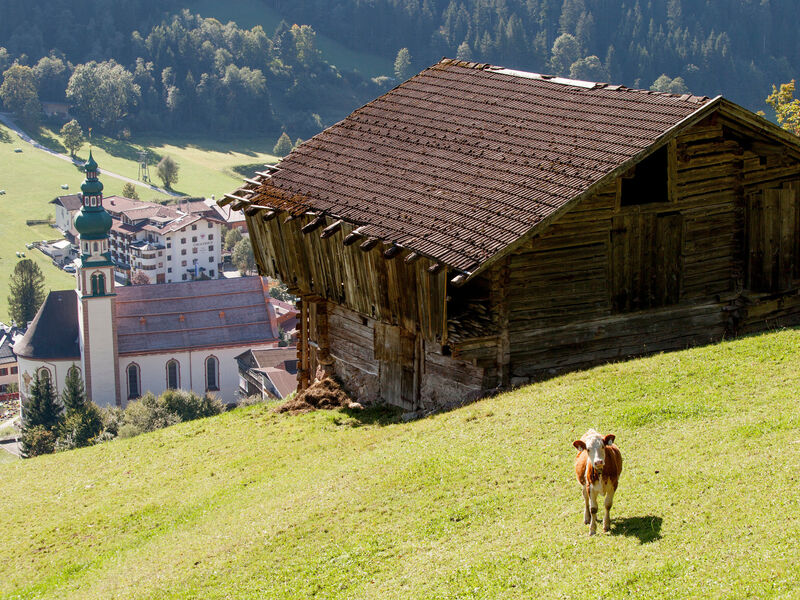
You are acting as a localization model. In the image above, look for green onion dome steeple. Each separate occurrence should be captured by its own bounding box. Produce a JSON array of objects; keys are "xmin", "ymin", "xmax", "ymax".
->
[{"xmin": 74, "ymin": 151, "xmax": 112, "ymax": 241}]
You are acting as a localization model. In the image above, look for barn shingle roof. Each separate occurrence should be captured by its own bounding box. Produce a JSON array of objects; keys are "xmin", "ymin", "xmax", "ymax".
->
[{"xmin": 229, "ymin": 59, "xmax": 714, "ymax": 275}]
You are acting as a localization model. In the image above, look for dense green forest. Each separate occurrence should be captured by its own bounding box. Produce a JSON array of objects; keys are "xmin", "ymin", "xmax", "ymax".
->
[
  {"xmin": 0, "ymin": 0, "xmax": 382, "ymax": 137},
  {"xmin": 0, "ymin": 0, "xmax": 797, "ymax": 139}
]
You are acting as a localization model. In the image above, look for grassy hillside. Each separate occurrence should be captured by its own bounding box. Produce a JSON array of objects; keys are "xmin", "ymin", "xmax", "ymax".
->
[
  {"xmin": 0, "ymin": 120, "xmax": 279, "ymax": 321},
  {"xmin": 2, "ymin": 330, "xmax": 800, "ymax": 599}
]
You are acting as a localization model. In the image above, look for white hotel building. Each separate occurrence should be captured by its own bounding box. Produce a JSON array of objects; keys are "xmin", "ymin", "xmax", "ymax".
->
[{"xmin": 53, "ymin": 195, "xmax": 224, "ymax": 284}]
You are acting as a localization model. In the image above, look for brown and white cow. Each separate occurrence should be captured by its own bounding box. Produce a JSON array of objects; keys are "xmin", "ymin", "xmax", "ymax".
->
[{"xmin": 573, "ymin": 429, "xmax": 622, "ymax": 535}]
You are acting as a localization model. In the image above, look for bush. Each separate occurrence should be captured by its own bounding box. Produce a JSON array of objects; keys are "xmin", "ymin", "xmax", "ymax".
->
[
  {"xmin": 118, "ymin": 392, "xmax": 180, "ymax": 438},
  {"xmin": 57, "ymin": 404, "xmax": 104, "ymax": 449},
  {"xmin": 21, "ymin": 425, "xmax": 55, "ymax": 457},
  {"xmin": 161, "ymin": 389, "xmax": 224, "ymax": 422}
]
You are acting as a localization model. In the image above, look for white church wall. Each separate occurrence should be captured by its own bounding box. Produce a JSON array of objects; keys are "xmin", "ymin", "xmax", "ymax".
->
[
  {"xmin": 17, "ymin": 356, "xmax": 79, "ymax": 402},
  {"xmin": 119, "ymin": 343, "xmax": 277, "ymax": 406}
]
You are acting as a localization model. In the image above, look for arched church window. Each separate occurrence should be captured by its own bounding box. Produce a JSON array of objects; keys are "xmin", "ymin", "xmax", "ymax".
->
[
  {"xmin": 37, "ymin": 367, "xmax": 52, "ymax": 385},
  {"xmin": 205, "ymin": 356, "xmax": 219, "ymax": 391},
  {"xmin": 90, "ymin": 273, "xmax": 105, "ymax": 296},
  {"xmin": 166, "ymin": 360, "xmax": 180, "ymax": 389},
  {"xmin": 67, "ymin": 365, "xmax": 81, "ymax": 380},
  {"xmin": 127, "ymin": 363, "xmax": 141, "ymax": 399},
  {"xmin": 93, "ymin": 242, "xmax": 98, "ymax": 252}
]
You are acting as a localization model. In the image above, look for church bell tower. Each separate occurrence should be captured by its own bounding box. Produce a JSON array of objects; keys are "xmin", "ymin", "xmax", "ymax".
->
[{"xmin": 74, "ymin": 152, "xmax": 120, "ymax": 406}]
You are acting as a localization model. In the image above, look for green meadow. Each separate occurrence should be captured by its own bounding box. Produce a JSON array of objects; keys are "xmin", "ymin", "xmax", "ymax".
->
[{"xmin": 1, "ymin": 329, "xmax": 798, "ymax": 599}]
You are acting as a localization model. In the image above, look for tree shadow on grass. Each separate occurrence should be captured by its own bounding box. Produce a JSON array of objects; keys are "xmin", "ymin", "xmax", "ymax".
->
[
  {"xmin": 31, "ymin": 128, "xmax": 67, "ymax": 154},
  {"xmin": 0, "ymin": 125, "xmax": 11, "ymax": 143},
  {"xmin": 610, "ymin": 515, "xmax": 663, "ymax": 544}
]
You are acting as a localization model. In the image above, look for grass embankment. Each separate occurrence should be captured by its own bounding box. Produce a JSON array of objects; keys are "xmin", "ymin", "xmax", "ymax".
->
[
  {"xmin": 2, "ymin": 330, "xmax": 799, "ymax": 598},
  {"xmin": 0, "ymin": 121, "xmax": 280, "ymax": 320}
]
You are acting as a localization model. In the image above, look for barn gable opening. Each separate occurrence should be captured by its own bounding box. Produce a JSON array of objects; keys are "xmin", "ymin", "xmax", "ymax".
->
[{"xmin": 620, "ymin": 146, "xmax": 670, "ymax": 206}]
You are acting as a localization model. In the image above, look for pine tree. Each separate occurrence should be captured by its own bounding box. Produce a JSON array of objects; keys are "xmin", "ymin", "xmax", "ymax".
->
[
  {"xmin": 8, "ymin": 259, "xmax": 45, "ymax": 326},
  {"xmin": 272, "ymin": 132, "xmax": 293, "ymax": 156},
  {"xmin": 61, "ymin": 365, "xmax": 87, "ymax": 413},
  {"xmin": 394, "ymin": 48, "xmax": 412, "ymax": 81},
  {"xmin": 22, "ymin": 370, "xmax": 63, "ymax": 433},
  {"xmin": 121, "ymin": 182, "xmax": 139, "ymax": 200}
]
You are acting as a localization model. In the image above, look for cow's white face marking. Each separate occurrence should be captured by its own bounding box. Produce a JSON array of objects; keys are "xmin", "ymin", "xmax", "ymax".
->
[{"xmin": 583, "ymin": 429, "xmax": 606, "ymax": 472}]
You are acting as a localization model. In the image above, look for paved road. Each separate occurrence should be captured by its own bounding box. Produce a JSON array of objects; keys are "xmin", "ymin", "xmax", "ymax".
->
[{"xmin": 0, "ymin": 112, "xmax": 180, "ymax": 197}]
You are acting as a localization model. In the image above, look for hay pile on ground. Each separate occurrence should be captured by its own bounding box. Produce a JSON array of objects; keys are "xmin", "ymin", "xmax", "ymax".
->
[{"xmin": 275, "ymin": 377, "xmax": 361, "ymax": 414}]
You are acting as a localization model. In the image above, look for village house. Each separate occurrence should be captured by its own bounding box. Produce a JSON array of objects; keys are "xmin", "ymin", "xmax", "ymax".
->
[
  {"xmin": 52, "ymin": 194, "xmax": 225, "ymax": 283},
  {"xmin": 18, "ymin": 154, "xmax": 297, "ymax": 407},
  {"xmin": 222, "ymin": 58, "xmax": 800, "ymax": 411}
]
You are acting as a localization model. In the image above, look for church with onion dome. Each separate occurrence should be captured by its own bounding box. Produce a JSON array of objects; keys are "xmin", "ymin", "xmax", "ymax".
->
[{"xmin": 14, "ymin": 155, "xmax": 294, "ymax": 407}]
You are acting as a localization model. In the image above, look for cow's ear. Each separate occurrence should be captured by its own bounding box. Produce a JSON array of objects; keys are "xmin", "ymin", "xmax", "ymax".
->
[
  {"xmin": 603, "ymin": 434, "xmax": 616, "ymax": 446},
  {"xmin": 573, "ymin": 440, "xmax": 586, "ymax": 451}
]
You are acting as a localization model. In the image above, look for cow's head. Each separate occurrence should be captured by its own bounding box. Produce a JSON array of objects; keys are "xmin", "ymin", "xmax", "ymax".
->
[{"xmin": 573, "ymin": 430, "xmax": 615, "ymax": 472}]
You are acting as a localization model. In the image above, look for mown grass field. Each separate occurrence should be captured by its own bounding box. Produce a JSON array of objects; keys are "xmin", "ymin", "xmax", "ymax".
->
[
  {"xmin": 0, "ymin": 120, "xmax": 279, "ymax": 321},
  {"xmin": 1, "ymin": 330, "xmax": 799, "ymax": 599},
  {"xmin": 190, "ymin": 0, "xmax": 394, "ymax": 78}
]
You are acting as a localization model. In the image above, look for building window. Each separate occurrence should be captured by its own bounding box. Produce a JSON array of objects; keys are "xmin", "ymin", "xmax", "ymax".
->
[
  {"xmin": 90, "ymin": 272, "xmax": 106, "ymax": 296},
  {"xmin": 209, "ymin": 270, "xmax": 214, "ymax": 277},
  {"xmin": 93, "ymin": 242, "xmax": 99, "ymax": 252},
  {"xmin": 205, "ymin": 356, "xmax": 219, "ymax": 391},
  {"xmin": 181, "ymin": 249, "xmax": 187, "ymax": 255},
  {"xmin": 166, "ymin": 360, "xmax": 180, "ymax": 389},
  {"xmin": 192, "ymin": 224, "xmax": 197, "ymax": 230},
  {"xmin": 158, "ymin": 251, "xmax": 163, "ymax": 257},
  {"xmin": 10, "ymin": 366, "xmax": 17, "ymax": 374},
  {"xmin": 181, "ymin": 260, "xmax": 187, "ymax": 266},
  {"xmin": 192, "ymin": 236, "xmax": 197, "ymax": 242},
  {"xmin": 192, "ymin": 248, "xmax": 198, "ymax": 254},
  {"xmin": 127, "ymin": 363, "xmax": 140, "ymax": 399},
  {"xmin": 208, "ymin": 246, "xmax": 213, "ymax": 252},
  {"xmin": 208, "ymin": 222, "xmax": 213, "ymax": 228},
  {"xmin": 181, "ymin": 238, "xmax": 186, "ymax": 243},
  {"xmin": 209, "ymin": 234, "xmax": 214, "ymax": 240},
  {"xmin": 167, "ymin": 242, "xmax": 172, "ymax": 249},
  {"xmin": 167, "ymin": 267, "xmax": 172, "ymax": 273},
  {"xmin": 37, "ymin": 367, "xmax": 52, "ymax": 385},
  {"xmin": 182, "ymin": 274, "xmax": 187, "ymax": 281},
  {"xmin": 0, "ymin": 368, "xmax": 7, "ymax": 376}
]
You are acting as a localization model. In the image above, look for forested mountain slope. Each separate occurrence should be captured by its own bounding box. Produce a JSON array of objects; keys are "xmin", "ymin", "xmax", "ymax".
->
[
  {"xmin": 0, "ymin": 0, "xmax": 796, "ymax": 138},
  {"xmin": 270, "ymin": 0, "xmax": 797, "ymax": 111}
]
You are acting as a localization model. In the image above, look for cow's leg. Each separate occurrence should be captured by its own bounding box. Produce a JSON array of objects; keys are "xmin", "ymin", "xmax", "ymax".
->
[
  {"xmin": 588, "ymin": 487, "xmax": 599, "ymax": 536},
  {"xmin": 603, "ymin": 486, "xmax": 616, "ymax": 532},
  {"xmin": 582, "ymin": 485, "xmax": 590, "ymax": 525}
]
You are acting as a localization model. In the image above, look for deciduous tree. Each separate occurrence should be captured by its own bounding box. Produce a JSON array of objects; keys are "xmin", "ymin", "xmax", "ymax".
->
[
  {"xmin": 8, "ymin": 259, "xmax": 45, "ymax": 326},
  {"xmin": 224, "ymin": 227, "xmax": 243, "ymax": 251},
  {"xmin": 131, "ymin": 270, "xmax": 150, "ymax": 285},
  {"xmin": 0, "ymin": 64, "xmax": 41, "ymax": 127},
  {"xmin": 60, "ymin": 119, "xmax": 83, "ymax": 156},
  {"xmin": 66, "ymin": 60, "xmax": 140, "ymax": 131},
  {"xmin": 156, "ymin": 155, "xmax": 179, "ymax": 189},
  {"xmin": 763, "ymin": 80, "xmax": 800, "ymax": 137},
  {"xmin": 232, "ymin": 238, "xmax": 256, "ymax": 275}
]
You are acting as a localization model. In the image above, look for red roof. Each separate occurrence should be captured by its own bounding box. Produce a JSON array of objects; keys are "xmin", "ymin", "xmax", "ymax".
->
[{"xmin": 232, "ymin": 59, "xmax": 712, "ymax": 274}]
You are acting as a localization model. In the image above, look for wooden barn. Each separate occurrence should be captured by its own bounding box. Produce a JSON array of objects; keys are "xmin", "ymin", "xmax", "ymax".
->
[{"xmin": 222, "ymin": 59, "xmax": 800, "ymax": 410}]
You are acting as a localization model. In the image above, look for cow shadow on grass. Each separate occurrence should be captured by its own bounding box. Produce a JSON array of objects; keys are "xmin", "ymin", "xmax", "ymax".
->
[{"xmin": 610, "ymin": 515, "xmax": 663, "ymax": 544}]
